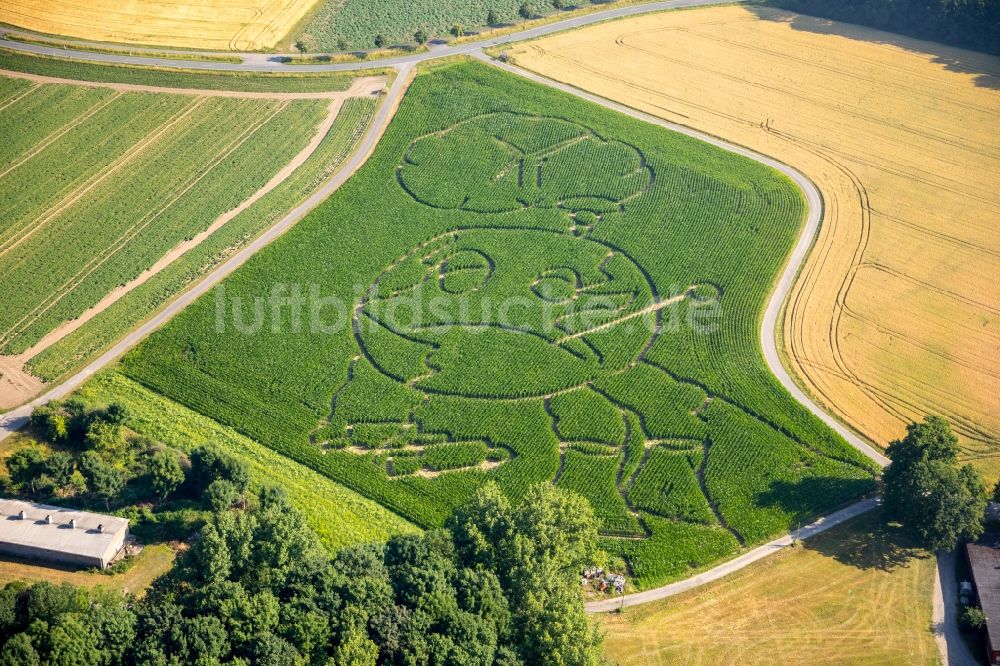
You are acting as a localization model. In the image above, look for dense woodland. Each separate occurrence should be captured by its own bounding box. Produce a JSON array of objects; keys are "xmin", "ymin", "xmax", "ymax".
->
[
  {"xmin": 771, "ymin": 0, "xmax": 1000, "ymax": 54},
  {"xmin": 0, "ymin": 483, "xmax": 605, "ymax": 665}
]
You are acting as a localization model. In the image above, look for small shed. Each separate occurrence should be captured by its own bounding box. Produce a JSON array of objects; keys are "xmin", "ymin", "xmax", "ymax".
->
[{"xmin": 0, "ymin": 498, "xmax": 129, "ymax": 569}]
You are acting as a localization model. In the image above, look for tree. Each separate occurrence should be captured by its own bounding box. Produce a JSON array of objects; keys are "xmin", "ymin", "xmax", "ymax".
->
[
  {"xmin": 883, "ymin": 416, "xmax": 986, "ymax": 550},
  {"xmin": 332, "ymin": 628, "xmax": 378, "ymax": 666},
  {"xmin": 0, "ymin": 634, "xmax": 39, "ymax": 666},
  {"xmin": 373, "ymin": 34, "xmax": 387, "ymax": 48},
  {"xmin": 414, "ymin": 29, "xmax": 428, "ymax": 45},
  {"xmin": 487, "ymin": 8, "xmax": 500, "ymax": 26},
  {"xmin": 189, "ymin": 446, "xmax": 250, "ymax": 496},
  {"xmin": 294, "ymin": 39, "xmax": 307, "ymax": 54},
  {"xmin": 148, "ymin": 450, "xmax": 185, "ymax": 500},
  {"xmin": 102, "ymin": 403, "xmax": 129, "ymax": 426},
  {"xmin": 45, "ymin": 614, "xmax": 101, "ymax": 666},
  {"xmin": 79, "ymin": 452, "xmax": 125, "ymax": 510},
  {"xmin": 205, "ymin": 479, "xmax": 240, "ymax": 512},
  {"xmin": 449, "ymin": 482, "xmax": 513, "ymax": 572},
  {"xmin": 43, "ymin": 452, "xmax": 74, "ymax": 490},
  {"xmin": 961, "ymin": 605, "xmax": 987, "ymax": 631},
  {"xmin": 6, "ymin": 448, "xmax": 47, "ymax": 494},
  {"xmin": 336, "ymin": 38, "xmax": 349, "ymax": 51},
  {"xmin": 519, "ymin": 3, "xmax": 535, "ymax": 20},
  {"xmin": 551, "ymin": 0, "xmax": 565, "ymax": 9},
  {"xmin": 450, "ymin": 24, "xmax": 464, "ymax": 37}
]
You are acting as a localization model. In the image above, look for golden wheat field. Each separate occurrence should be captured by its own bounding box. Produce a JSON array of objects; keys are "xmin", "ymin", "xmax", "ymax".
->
[
  {"xmin": 507, "ymin": 5, "xmax": 1000, "ymax": 476},
  {"xmin": 0, "ymin": 0, "xmax": 318, "ymax": 50}
]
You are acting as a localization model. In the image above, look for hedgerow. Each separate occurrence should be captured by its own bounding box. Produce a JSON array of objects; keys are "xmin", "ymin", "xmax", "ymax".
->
[{"xmin": 121, "ymin": 61, "xmax": 876, "ymax": 587}]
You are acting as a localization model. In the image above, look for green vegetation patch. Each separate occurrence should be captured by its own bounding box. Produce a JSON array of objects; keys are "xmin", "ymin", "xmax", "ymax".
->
[
  {"xmin": 298, "ymin": 0, "xmax": 632, "ymax": 51},
  {"xmin": 78, "ymin": 372, "xmax": 418, "ymax": 550},
  {"xmin": 121, "ymin": 60, "xmax": 875, "ymax": 587}
]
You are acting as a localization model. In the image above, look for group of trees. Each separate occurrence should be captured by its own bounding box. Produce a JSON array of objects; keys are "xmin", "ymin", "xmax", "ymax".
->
[
  {"xmin": 883, "ymin": 416, "xmax": 987, "ymax": 551},
  {"xmin": 771, "ymin": 0, "xmax": 1000, "ymax": 55},
  {"xmin": 365, "ymin": 2, "xmax": 578, "ymax": 51},
  {"xmin": 0, "ymin": 483, "xmax": 607, "ymax": 666},
  {"xmin": 4, "ymin": 400, "xmax": 250, "ymax": 515}
]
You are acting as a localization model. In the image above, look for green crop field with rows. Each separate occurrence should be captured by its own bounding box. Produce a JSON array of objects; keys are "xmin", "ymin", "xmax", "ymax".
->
[
  {"xmin": 121, "ymin": 60, "xmax": 877, "ymax": 589},
  {"xmin": 27, "ymin": 96, "xmax": 377, "ymax": 383},
  {"xmin": 0, "ymin": 76, "xmax": 334, "ymax": 357}
]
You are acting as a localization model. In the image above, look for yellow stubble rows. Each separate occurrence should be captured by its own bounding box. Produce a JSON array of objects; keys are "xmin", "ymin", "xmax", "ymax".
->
[
  {"xmin": 506, "ymin": 6, "xmax": 1000, "ymax": 476},
  {"xmin": 0, "ymin": 0, "xmax": 319, "ymax": 50}
]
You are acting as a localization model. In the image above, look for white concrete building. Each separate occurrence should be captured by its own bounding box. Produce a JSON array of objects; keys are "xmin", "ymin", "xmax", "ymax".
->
[{"xmin": 0, "ymin": 498, "xmax": 129, "ymax": 569}]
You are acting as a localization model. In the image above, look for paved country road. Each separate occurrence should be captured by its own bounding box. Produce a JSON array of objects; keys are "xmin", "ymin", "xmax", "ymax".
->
[{"xmin": 0, "ymin": 0, "xmax": 725, "ymax": 72}]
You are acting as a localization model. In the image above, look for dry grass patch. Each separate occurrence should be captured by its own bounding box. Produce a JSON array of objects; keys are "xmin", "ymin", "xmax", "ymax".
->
[
  {"xmin": 506, "ymin": 5, "xmax": 1000, "ymax": 477},
  {"xmin": 0, "ymin": 0, "xmax": 318, "ymax": 50},
  {"xmin": 599, "ymin": 512, "xmax": 938, "ymax": 666},
  {"xmin": 0, "ymin": 544, "xmax": 175, "ymax": 596}
]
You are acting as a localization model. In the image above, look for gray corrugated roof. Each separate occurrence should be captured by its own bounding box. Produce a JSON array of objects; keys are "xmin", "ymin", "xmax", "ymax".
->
[
  {"xmin": 967, "ymin": 538, "xmax": 1000, "ymax": 655},
  {"xmin": 0, "ymin": 498, "xmax": 128, "ymax": 562}
]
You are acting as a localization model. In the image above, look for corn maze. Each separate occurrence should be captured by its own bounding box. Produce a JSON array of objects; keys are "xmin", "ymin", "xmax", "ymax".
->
[{"xmin": 122, "ymin": 61, "xmax": 878, "ymax": 588}]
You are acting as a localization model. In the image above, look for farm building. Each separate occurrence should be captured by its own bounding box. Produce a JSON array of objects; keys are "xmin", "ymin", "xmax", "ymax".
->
[
  {"xmin": 966, "ymin": 535, "xmax": 1000, "ymax": 665},
  {"xmin": 0, "ymin": 498, "xmax": 129, "ymax": 569}
]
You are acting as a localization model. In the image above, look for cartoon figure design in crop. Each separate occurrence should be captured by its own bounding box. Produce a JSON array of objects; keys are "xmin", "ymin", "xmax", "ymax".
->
[
  {"xmin": 310, "ymin": 112, "xmax": 871, "ymax": 546},
  {"xmin": 313, "ymin": 112, "xmax": 705, "ymax": 485}
]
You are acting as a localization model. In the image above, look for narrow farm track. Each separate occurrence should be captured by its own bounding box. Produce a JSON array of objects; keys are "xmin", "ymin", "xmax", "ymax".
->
[{"xmin": 0, "ymin": 3, "xmax": 969, "ymax": 659}]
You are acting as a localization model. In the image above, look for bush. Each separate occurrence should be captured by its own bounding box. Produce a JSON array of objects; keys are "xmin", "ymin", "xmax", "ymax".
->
[{"xmin": 961, "ymin": 605, "xmax": 987, "ymax": 631}]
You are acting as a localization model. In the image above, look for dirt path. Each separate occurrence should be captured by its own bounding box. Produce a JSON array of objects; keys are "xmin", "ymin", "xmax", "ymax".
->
[
  {"xmin": 0, "ymin": 68, "xmax": 386, "ymax": 100},
  {"xmin": 0, "ymin": 76, "xmax": 385, "ymax": 410}
]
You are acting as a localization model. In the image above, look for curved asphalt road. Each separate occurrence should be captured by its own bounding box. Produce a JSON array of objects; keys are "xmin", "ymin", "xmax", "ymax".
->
[{"xmin": 0, "ymin": 0, "xmax": 725, "ymax": 72}]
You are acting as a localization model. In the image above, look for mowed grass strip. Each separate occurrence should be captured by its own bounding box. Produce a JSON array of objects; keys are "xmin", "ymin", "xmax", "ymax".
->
[
  {"xmin": 0, "ymin": 79, "xmax": 331, "ymax": 356},
  {"xmin": 0, "ymin": 49, "xmax": 360, "ymax": 93},
  {"xmin": 600, "ymin": 511, "xmax": 938, "ymax": 666},
  {"xmin": 0, "ymin": 0, "xmax": 317, "ymax": 50},
  {"xmin": 118, "ymin": 60, "xmax": 875, "ymax": 587},
  {"xmin": 28, "ymin": 95, "xmax": 378, "ymax": 383},
  {"xmin": 505, "ymin": 5, "xmax": 1000, "ymax": 473}
]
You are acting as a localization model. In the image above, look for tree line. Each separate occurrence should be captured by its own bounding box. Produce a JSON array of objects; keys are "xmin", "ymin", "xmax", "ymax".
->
[
  {"xmin": 0, "ymin": 483, "xmax": 607, "ymax": 666},
  {"xmin": 770, "ymin": 0, "xmax": 1000, "ymax": 55}
]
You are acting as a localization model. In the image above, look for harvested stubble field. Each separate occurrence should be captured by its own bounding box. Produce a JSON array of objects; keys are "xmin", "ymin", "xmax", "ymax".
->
[
  {"xmin": 600, "ymin": 511, "xmax": 938, "ymax": 666},
  {"xmin": 505, "ymin": 5, "xmax": 1000, "ymax": 478},
  {"xmin": 0, "ymin": 68, "xmax": 381, "ymax": 408},
  {"xmin": 0, "ymin": 0, "xmax": 317, "ymax": 50},
  {"xmin": 120, "ymin": 60, "xmax": 877, "ymax": 588}
]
